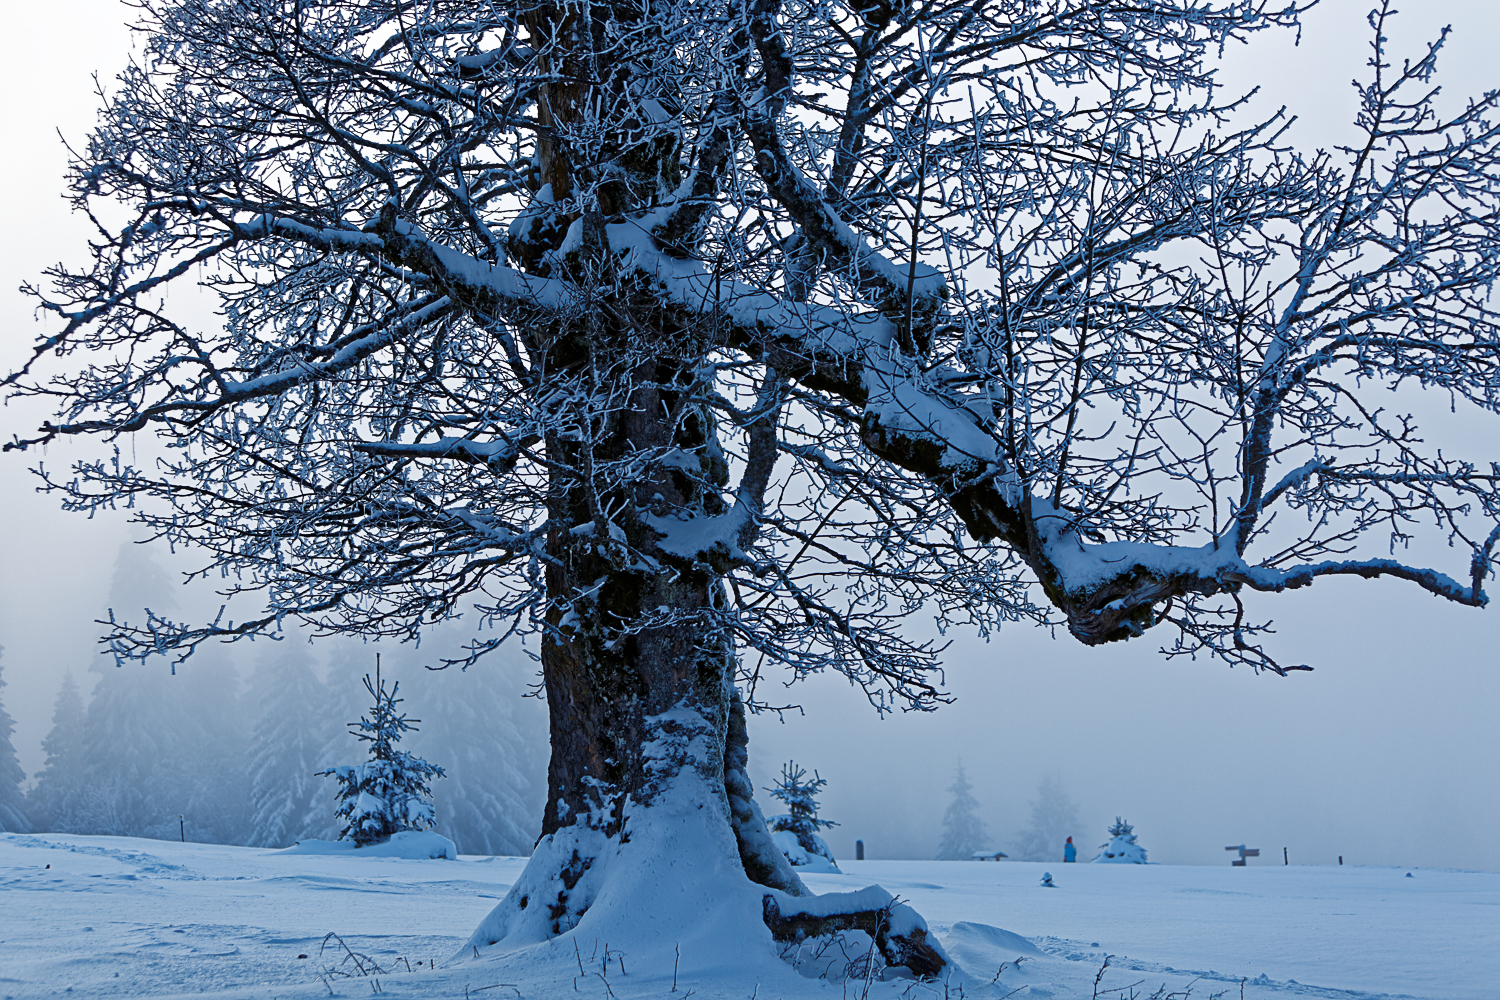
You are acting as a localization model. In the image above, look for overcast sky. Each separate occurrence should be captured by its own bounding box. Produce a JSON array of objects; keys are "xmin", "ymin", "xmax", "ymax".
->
[{"xmin": 2, "ymin": 0, "xmax": 1497, "ymax": 870}]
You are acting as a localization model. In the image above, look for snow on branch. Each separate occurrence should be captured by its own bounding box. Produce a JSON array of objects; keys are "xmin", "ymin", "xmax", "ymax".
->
[{"xmin": 9, "ymin": 0, "xmax": 1500, "ymax": 681}]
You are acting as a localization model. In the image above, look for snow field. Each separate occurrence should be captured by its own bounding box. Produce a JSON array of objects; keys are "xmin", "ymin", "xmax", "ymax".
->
[
  {"xmin": 811, "ymin": 860, "xmax": 1496, "ymax": 998},
  {"xmin": 1, "ymin": 833, "xmax": 1494, "ymax": 1000}
]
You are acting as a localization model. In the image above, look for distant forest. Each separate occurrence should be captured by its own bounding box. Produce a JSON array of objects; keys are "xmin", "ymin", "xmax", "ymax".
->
[{"xmin": 1, "ymin": 542, "xmax": 547, "ymax": 855}]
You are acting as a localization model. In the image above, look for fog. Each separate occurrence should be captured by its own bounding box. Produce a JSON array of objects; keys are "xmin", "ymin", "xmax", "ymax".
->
[{"xmin": 2, "ymin": 0, "xmax": 1496, "ymax": 870}]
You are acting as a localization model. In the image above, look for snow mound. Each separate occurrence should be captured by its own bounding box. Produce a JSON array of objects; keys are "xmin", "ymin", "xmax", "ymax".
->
[
  {"xmin": 781, "ymin": 928, "xmax": 883, "ymax": 980},
  {"xmin": 940, "ymin": 920, "xmax": 1044, "ymax": 968},
  {"xmin": 1093, "ymin": 818, "xmax": 1148, "ymax": 863},
  {"xmin": 772, "ymin": 829, "xmax": 841, "ymax": 873},
  {"xmin": 277, "ymin": 830, "xmax": 456, "ymax": 859},
  {"xmin": 765, "ymin": 884, "xmax": 930, "ymax": 941},
  {"xmin": 764, "ymin": 884, "xmax": 952, "ymax": 981},
  {"xmin": 1093, "ymin": 834, "xmax": 1148, "ymax": 863}
]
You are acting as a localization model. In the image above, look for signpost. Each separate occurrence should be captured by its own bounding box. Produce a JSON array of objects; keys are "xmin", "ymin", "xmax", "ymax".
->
[{"xmin": 1225, "ymin": 844, "xmax": 1260, "ymax": 866}]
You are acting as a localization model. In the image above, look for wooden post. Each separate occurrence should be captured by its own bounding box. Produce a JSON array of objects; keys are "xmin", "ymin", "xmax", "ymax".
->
[{"xmin": 855, "ymin": 840, "xmax": 864, "ymax": 861}]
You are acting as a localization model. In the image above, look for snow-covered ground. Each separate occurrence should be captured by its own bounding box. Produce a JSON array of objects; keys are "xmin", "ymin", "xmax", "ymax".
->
[{"xmin": 2, "ymin": 832, "xmax": 1492, "ymax": 1000}]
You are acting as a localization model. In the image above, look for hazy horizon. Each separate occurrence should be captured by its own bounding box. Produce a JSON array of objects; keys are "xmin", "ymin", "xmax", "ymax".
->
[{"xmin": 3, "ymin": 0, "xmax": 1497, "ymax": 871}]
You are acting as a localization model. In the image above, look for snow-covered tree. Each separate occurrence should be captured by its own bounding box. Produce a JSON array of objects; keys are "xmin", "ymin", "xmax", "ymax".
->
[
  {"xmin": 52, "ymin": 544, "xmax": 251, "ymax": 843},
  {"xmin": 61, "ymin": 543, "xmax": 187, "ymax": 839},
  {"xmin": 177, "ymin": 655, "xmax": 253, "ymax": 845},
  {"xmin": 403, "ymin": 659, "xmax": 546, "ymax": 857},
  {"xmin": 246, "ymin": 645, "xmax": 341, "ymax": 847},
  {"xmin": 1094, "ymin": 817, "xmax": 1148, "ymax": 864},
  {"xmin": 71, "ymin": 660, "xmax": 251, "ymax": 842},
  {"xmin": 936, "ymin": 762, "xmax": 988, "ymax": 860},
  {"xmin": 0, "ymin": 649, "xmax": 31, "ymax": 833},
  {"xmin": 1013, "ymin": 776, "xmax": 1082, "ymax": 863},
  {"xmin": 323, "ymin": 666, "xmax": 445, "ymax": 847},
  {"xmin": 26, "ymin": 673, "xmax": 87, "ymax": 832},
  {"xmin": 12, "ymin": 0, "xmax": 1500, "ymax": 976},
  {"xmin": 766, "ymin": 762, "xmax": 838, "ymax": 871},
  {"xmin": 72, "ymin": 664, "xmax": 190, "ymax": 839}
]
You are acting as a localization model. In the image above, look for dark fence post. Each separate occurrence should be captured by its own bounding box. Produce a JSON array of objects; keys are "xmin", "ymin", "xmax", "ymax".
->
[{"xmin": 855, "ymin": 839, "xmax": 864, "ymax": 861}]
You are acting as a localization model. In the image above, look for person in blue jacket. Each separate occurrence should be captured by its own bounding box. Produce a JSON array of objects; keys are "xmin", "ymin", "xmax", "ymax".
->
[{"xmin": 1064, "ymin": 836, "xmax": 1077, "ymax": 863}]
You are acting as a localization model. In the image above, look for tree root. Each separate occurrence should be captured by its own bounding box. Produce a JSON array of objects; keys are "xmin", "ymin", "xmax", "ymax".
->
[{"xmin": 761, "ymin": 893, "xmax": 946, "ymax": 978}]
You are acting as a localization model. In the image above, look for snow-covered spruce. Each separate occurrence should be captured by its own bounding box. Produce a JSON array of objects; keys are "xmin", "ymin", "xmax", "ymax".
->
[
  {"xmin": 0, "ymin": 649, "xmax": 30, "ymax": 833},
  {"xmin": 1014, "ymin": 775, "xmax": 1083, "ymax": 862},
  {"xmin": 320, "ymin": 667, "xmax": 445, "ymax": 849},
  {"xmin": 246, "ymin": 647, "xmax": 342, "ymax": 848},
  {"xmin": 767, "ymin": 761, "xmax": 840, "ymax": 873},
  {"xmin": 24, "ymin": 673, "xmax": 86, "ymax": 833},
  {"xmin": 1094, "ymin": 817, "xmax": 1149, "ymax": 864},
  {"xmin": 936, "ymin": 761, "xmax": 988, "ymax": 860}
]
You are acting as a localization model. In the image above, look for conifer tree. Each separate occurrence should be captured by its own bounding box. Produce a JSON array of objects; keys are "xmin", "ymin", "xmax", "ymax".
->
[
  {"xmin": 323, "ymin": 664, "xmax": 445, "ymax": 847},
  {"xmin": 1014, "ymin": 776, "xmax": 1083, "ymax": 862},
  {"xmin": 0, "ymin": 650, "xmax": 31, "ymax": 833},
  {"xmin": 1094, "ymin": 817, "xmax": 1148, "ymax": 864},
  {"xmin": 178, "ymin": 654, "xmax": 252, "ymax": 845},
  {"xmin": 247, "ymin": 645, "xmax": 340, "ymax": 847},
  {"xmin": 937, "ymin": 762, "xmax": 988, "ymax": 860},
  {"xmin": 68, "ymin": 542, "xmax": 248, "ymax": 842},
  {"xmin": 76, "ymin": 664, "xmax": 194, "ymax": 839},
  {"xmin": 766, "ymin": 762, "xmax": 837, "ymax": 867},
  {"xmin": 403, "ymin": 661, "xmax": 545, "ymax": 856},
  {"xmin": 26, "ymin": 673, "xmax": 88, "ymax": 832}
]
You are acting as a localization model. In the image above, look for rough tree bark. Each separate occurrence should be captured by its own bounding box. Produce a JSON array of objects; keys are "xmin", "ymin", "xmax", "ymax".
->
[
  {"xmin": 8, "ymin": 0, "xmax": 1499, "ymax": 980},
  {"xmin": 460, "ymin": 0, "xmax": 943, "ymax": 974}
]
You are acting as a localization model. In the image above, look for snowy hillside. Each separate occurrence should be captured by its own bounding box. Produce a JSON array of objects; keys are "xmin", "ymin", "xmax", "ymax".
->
[{"xmin": 2, "ymin": 832, "xmax": 1492, "ymax": 1000}]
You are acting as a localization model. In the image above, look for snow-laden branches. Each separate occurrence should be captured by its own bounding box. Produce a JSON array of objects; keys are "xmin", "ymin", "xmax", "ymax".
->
[{"xmin": 8, "ymin": 0, "xmax": 1500, "ymax": 686}]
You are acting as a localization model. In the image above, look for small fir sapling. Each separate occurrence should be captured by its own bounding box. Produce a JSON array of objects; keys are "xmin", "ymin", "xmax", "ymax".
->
[
  {"xmin": 766, "ymin": 761, "xmax": 838, "ymax": 870},
  {"xmin": 1093, "ymin": 816, "xmax": 1148, "ymax": 864},
  {"xmin": 321, "ymin": 661, "xmax": 445, "ymax": 847}
]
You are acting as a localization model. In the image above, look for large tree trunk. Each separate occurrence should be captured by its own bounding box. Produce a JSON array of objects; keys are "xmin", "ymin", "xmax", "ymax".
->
[
  {"xmin": 459, "ymin": 313, "xmax": 944, "ymax": 977},
  {"xmin": 460, "ymin": 0, "xmax": 947, "ymax": 979},
  {"xmin": 463, "ymin": 593, "xmax": 948, "ymax": 977},
  {"xmin": 457, "ymin": 316, "xmax": 801, "ymax": 948}
]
